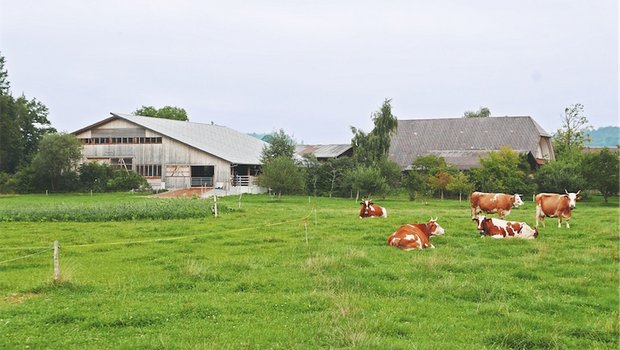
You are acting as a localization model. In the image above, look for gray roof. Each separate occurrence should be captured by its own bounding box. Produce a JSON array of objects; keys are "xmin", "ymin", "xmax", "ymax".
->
[
  {"xmin": 389, "ymin": 116, "xmax": 551, "ymax": 170},
  {"xmin": 295, "ymin": 144, "xmax": 352, "ymax": 159},
  {"xmin": 75, "ymin": 113, "xmax": 268, "ymax": 165}
]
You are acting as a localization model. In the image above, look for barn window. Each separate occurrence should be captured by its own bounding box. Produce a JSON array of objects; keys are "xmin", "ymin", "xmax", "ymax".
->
[{"xmin": 136, "ymin": 164, "xmax": 162, "ymax": 177}]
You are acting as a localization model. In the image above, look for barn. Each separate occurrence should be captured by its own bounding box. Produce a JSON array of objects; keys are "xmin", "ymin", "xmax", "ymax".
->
[
  {"xmin": 73, "ymin": 113, "xmax": 267, "ymax": 192},
  {"xmin": 295, "ymin": 144, "xmax": 353, "ymax": 161},
  {"xmin": 389, "ymin": 116, "xmax": 555, "ymax": 170}
]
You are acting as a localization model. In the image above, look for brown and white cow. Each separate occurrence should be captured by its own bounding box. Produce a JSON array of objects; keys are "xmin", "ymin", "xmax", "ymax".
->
[
  {"xmin": 359, "ymin": 199, "xmax": 387, "ymax": 218},
  {"xmin": 387, "ymin": 218, "xmax": 445, "ymax": 250},
  {"xmin": 473, "ymin": 215, "xmax": 538, "ymax": 239},
  {"xmin": 470, "ymin": 191, "xmax": 524, "ymax": 219},
  {"xmin": 535, "ymin": 190, "xmax": 581, "ymax": 228}
]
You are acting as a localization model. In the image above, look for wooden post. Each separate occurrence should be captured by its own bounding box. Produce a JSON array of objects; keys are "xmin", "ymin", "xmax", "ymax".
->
[
  {"xmin": 53, "ymin": 240, "xmax": 60, "ymax": 282},
  {"xmin": 238, "ymin": 193, "xmax": 242, "ymax": 209}
]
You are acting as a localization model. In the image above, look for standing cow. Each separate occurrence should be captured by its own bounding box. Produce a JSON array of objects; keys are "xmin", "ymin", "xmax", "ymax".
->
[
  {"xmin": 473, "ymin": 215, "xmax": 538, "ymax": 239},
  {"xmin": 387, "ymin": 218, "xmax": 445, "ymax": 250},
  {"xmin": 535, "ymin": 190, "xmax": 581, "ymax": 228},
  {"xmin": 470, "ymin": 192, "xmax": 524, "ymax": 219},
  {"xmin": 359, "ymin": 199, "xmax": 387, "ymax": 218}
]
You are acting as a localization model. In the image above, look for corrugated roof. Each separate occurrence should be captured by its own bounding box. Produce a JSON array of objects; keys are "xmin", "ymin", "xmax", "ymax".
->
[
  {"xmin": 76, "ymin": 113, "xmax": 267, "ymax": 165},
  {"xmin": 295, "ymin": 144, "xmax": 352, "ymax": 158},
  {"xmin": 389, "ymin": 116, "xmax": 551, "ymax": 170}
]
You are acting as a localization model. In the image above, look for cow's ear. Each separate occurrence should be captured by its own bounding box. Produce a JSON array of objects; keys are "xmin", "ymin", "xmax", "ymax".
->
[{"xmin": 359, "ymin": 201, "xmax": 364, "ymax": 205}]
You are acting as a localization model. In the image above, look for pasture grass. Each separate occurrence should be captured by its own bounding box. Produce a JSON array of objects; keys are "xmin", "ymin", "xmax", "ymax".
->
[{"xmin": 0, "ymin": 193, "xmax": 618, "ymax": 349}]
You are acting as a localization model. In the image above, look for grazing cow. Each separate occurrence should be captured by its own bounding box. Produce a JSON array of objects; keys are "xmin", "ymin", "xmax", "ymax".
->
[
  {"xmin": 473, "ymin": 215, "xmax": 538, "ymax": 239},
  {"xmin": 535, "ymin": 190, "xmax": 581, "ymax": 228},
  {"xmin": 470, "ymin": 192, "xmax": 524, "ymax": 219},
  {"xmin": 359, "ymin": 199, "xmax": 387, "ymax": 218},
  {"xmin": 387, "ymin": 218, "xmax": 445, "ymax": 250}
]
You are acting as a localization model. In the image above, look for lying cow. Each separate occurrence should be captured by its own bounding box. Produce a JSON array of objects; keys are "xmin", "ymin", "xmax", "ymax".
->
[
  {"xmin": 473, "ymin": 215, "xmax": 538, "ymax": 239},
  {"xmin": 359, "ymin": 199, "xmax": 387, "ymax": 218},
  {"xmin": 470, "ymin": 191, "xmax": 524, "ymax": 219},
  {"xmin": 387, "ymin": 218, "xmax": 445, "ymax": 250},
  {"xmin": 535, "ymin": 190, "xmax": 581, "ymax": 228}
]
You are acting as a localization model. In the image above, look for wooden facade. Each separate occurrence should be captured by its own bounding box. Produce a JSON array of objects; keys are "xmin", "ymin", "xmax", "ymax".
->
[{"xmin": 74, "ymin": 116, "xmax": 264, "ymax": 192}]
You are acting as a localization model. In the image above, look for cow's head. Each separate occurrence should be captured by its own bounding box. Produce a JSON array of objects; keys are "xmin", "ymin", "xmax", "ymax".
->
[
  {"xmin": 513, "ymin": 194, "xmax": 524, "ymax": 208},
  {"xmin": 565, "ymin": 189, "xmax": 582, "ymax": 209},
  {"xmin": 472, "ymin": 215, "xmax": 488, "ymax": 232},
  {"xmin": 359, "ymin": 199, "xmax": 374, "ymax": 217},
  {"xmin": 428, "ymin": 217, "xmax": 445, "ymax": 236}
]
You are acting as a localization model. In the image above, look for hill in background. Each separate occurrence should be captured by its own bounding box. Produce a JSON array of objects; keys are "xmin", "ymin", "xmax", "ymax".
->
[{"xmin": 587, "ymin": 126, "xmax": 619, "ymax": 147}]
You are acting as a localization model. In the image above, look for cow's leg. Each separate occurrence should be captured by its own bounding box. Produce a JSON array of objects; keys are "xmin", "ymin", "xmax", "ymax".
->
[
  {"xmin": 535, "ymin": 206, "xmax": 544, "ymax": 227},
  {"xmin": 498, "ymin": 209, "xmax": 504, "ymax": 219},
  {"xmin": 566, "ymin": 216, "xmax": 570, "ymax": 229},
  {"xmin": 557, "ymin": 216, "xmax": 562, "ymax": 228}
]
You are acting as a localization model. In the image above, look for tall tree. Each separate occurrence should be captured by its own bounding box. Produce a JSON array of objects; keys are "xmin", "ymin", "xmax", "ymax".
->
[
  {"xmin": 463, "ymin": 107, "xmax": 491, "ymax": 118},
  {"xmin": 134, "ymin": 105, "xmax": 189, "ymax": 121},
  {"xmin": 260, "ymin": 129, "xmax": 295, "ymax": 163},
  {"xmin": 258, "ymin": 156, "xmax": 304, "ymax": 199},
  {"xmin": 0, "ymin": 53, "xmax": 55, "ymax": 174},
  {"xmin": 351, "ymin": 98, "xmax": 398, "ymax": 166},
  {"xmin": 581, "ymin": 149, "xmax": 619, "ymax": 203},
  {"xmin": 553, "ymin": 103, "xmax": 591, "ymax": 159},
  {"xmin": 30, "ymin": 133, "xmax": 82, "ymax": 191}
]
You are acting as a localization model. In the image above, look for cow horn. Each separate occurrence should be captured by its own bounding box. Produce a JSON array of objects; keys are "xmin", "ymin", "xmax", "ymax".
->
[
  {"xmin": 576, "ymin": 190, "xmax": 581, "ymax": 195},
  {"xmin": 565, "ymin": 189, "xmax": 569, "ymax": 194}
]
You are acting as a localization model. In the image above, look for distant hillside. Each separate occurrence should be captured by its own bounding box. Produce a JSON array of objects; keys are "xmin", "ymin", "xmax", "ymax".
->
[
  {"xmin": 587, "ymin": 126, "xmax": 619, "ymax": 147},
  {"xmin": 247, "ymin": 132, "xmax": 273, "ymax": 143}
]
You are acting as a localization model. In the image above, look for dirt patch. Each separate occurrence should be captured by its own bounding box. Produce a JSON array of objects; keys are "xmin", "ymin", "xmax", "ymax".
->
[
  {"xmin": 150, "ymin": 188, "xmax": 212, "ymax": 198},
  {"xmin": 5, "ymin": 292, "xmax": 38, "ymax": 304}
]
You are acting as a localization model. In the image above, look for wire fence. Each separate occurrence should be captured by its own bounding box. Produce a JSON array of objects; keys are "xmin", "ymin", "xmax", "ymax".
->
[{"xmin": 0, "ymin": 208, "xmax": 317, "ymax": 267}]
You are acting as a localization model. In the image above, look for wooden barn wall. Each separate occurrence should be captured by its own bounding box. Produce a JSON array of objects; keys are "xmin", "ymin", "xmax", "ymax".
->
[{"xmin": 78, "ymin": 119, "xmax": 233, "ymax": 188}]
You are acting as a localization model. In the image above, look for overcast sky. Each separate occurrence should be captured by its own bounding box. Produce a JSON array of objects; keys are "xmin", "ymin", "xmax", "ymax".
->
[{"xmin": 1, "ymin": 0, "xmax": 617, "ymax": 144}]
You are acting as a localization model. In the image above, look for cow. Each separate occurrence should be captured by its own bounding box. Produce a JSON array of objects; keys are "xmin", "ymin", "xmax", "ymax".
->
[
  {"xmin": 359, "ymin": 199, "xmax": 387, "ymax": 218},
  {"xmin": 387, "ymin": 218, "xmax": 445, "ymax": 250},
  {"xmin": 535, "ymin": 190, "xmax": 581, "ymax": 228},
  {"xmin": 473, "ymin": 215, "xmax": 538, "ymax": 239},
  {"xmin": 470, "ymin": 192, "xmax": 524, "ymax": 219}
]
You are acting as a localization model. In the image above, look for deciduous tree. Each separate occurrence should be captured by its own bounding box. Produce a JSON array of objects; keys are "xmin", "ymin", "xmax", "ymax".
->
[
  {"xmin": 134, "ymin": 105, "xmax": 189, "ymax": 121},
  {"xmin": 463, "ymin": 107, "xmax": 491, "ymax": 118},
  {"xmin": 260, "ymin": 129, "xmax": 296, "ymax": 163},
  {"xmin": 351, "ymin": 98, "xmax": 398, "ymax": 166},
  {"xmin": 581, "ymin": 148, "xmax": 619, "ymax": 203},
  {"xmin": 258, "ymin": 156, "xmax": 305, "ymax": 199},
  {"xmin": 553, "ymin": 103, "xmax": 591, "ymax": 159}
]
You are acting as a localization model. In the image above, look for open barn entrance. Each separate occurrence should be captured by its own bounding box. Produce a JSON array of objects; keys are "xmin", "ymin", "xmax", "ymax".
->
[{"xmin": 191, "ymin": 166, "xmax": 214, "ymax": 187}]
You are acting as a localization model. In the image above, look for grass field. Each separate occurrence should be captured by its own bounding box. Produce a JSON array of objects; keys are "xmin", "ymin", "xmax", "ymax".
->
[{"xmin": 0, "ymin": 193, "xmax": 618, "ymax": 349}]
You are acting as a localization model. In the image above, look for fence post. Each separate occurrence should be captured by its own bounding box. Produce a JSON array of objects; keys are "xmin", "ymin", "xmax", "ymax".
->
[
  {"xmin": 213, "ymin": 195, "xmax": 218, "ymax": 217},
  {"xmin": 53, "ymin": 240, "xmax": 60, "ymax": 282}
]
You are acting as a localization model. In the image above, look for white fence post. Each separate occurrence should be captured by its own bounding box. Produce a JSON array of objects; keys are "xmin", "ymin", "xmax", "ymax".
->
[{"xmin": 53, "ymin": 240, "xmax": 60, "ymax": 282}]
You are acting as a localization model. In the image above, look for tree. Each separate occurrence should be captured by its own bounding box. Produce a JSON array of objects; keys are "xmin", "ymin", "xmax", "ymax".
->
[
  {"xmin": 446, "ymin": 171, "xmax": 474, "ymax": 202},
  {"xmin": 377, "ymin": 158, "xmax": 403, "ymax": 195},
  {"xmin": 469, "ymin": 146, "xmax": 535, "ymax": 194},
  {"xmin": 300, "ymin": 154, "xmax": 320, "ymax": 196},
  {"xmin": 351, "ymin": 98, "xmax": 398, "ymax": 166},
  {"xmin": 134, "ymin": 105, "xmax": 189, "ymax": 121},
  {"xmin": 315, "ymin": 157, "xmax": 355, "ymax": 197},
  {"xmin": 345, "ymin": 165, "xmax": 388, "ymax": 199},
  {"xmin": 29, "ymin": 133, "xmax": 82, "ymax": 191},
  {"xmin": 260, "ymin": 129, "xmax": 295, "ymax": 163},
  {"xmin": 463, "ymin": 107, "xmax": 491, "ymax": 118},
  {"xmin": 581, "ymin": 149, "xmax": 619, "ymax": 203},
  {"xmin": 553, "ymin": 103, "xmax": 591, "ymax": 159},
  {"xmin": 404, "ymin": 170, "xmax": 427, "ymax": 201},
  {"xmin": 534, "ymin": 159, "xmax": 586, "ymax": 194},
  {"xmin": 258, "ymin": 156, "xmax": 304, "ymax": 199},
  {"xmin": 0, "ymin": 54, "xmax": 56, "ymax": 174},
  {"xmin": 428, "ymin": 171, "xmax": 452, "ymax": 200}
]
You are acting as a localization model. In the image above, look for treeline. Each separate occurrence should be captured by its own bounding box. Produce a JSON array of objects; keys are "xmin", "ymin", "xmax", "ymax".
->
[{"xmin": 260, "ymin": 102, "xmax": 619, "ymax": 203}]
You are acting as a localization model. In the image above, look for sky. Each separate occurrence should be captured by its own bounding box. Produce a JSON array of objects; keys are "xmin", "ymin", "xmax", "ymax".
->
[{"xmin": 0, "ymin": 0, "xmax": 617, "ymax": 144}]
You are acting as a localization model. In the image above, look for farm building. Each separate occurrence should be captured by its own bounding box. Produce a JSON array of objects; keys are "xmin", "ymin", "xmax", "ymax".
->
[
  {"xmin": 295, "ymin": 144, "xmax": 353, "ymax": 161},
  {"xmin": 389, "ymin": 116, "xmax": 555, "ymax": 170},
  {"xmin": 73, "ymin": 113, "xmax": 267, "ymax": 192}
]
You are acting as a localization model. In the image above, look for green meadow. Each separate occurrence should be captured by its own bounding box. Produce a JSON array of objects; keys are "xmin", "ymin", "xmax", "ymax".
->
[{"xmin": 0, "ymin": 193, "xmax": 618, "ymax": 349}]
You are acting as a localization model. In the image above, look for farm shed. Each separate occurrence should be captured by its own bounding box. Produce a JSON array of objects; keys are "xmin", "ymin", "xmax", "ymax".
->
[
  {"xmin": 389, "ymin": 116, "xmax": 555, "ymax": 171},
  {"xmin": 295, "ymin": 144, "xmax": 353, "ymax": 161},
  {"xmin": 73, "ymin": 113, "xmax": 267, "ymax": 192}
]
